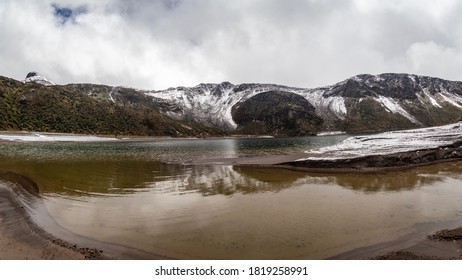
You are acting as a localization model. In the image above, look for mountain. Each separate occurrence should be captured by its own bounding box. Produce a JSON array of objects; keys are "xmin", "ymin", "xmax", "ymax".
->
[
  {"xmin": 0, "ymin": 75, "xmax": 222, "ymax": 137},
  {"xmin": 2, "ymin": 72, "xmax": 462, "ymax": 137},
  {"xmin": 147, "ymin": 73, "xmax": 462, "ymax": 134}
]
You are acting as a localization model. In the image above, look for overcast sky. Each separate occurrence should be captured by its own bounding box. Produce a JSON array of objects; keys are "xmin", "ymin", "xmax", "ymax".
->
[{"xmin": 1, "ymin": 0, "xmax": 462, "ymax": 90}]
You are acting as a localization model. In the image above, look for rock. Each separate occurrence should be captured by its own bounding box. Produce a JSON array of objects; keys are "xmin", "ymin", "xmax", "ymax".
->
[{"xmin": 23, "ymin": 72, "xmax": 55, "ymax": 86}]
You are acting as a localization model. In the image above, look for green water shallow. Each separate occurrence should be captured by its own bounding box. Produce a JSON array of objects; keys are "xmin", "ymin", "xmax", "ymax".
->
[{"xmin": 1, "ymin": 136, "xmax": 462, "ymax": 259}]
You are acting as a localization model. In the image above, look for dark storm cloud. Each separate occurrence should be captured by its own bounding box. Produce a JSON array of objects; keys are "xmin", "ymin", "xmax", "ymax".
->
[{"xmin": 1, "ymin": 0, "xmax": 462, "ymax": 89}]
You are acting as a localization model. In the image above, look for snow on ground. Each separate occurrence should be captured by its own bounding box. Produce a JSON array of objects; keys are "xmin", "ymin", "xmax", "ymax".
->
[
  {"xmin": 438, "ymin": 90, "xmax": 462, "ymax": 109},
  {"xmin": 316, "ymin": 131, "xmax": 347, "ymax": 136},
  {"xmin": 374, "ymin": 95, "xmax": 419, "ymax": 124},
  {"xmin": 302, "ymin": 90, "xmax": 347, "ymax": 119},
  {"xmin": 0, "ymin": 132, "xmax": 118, "ymax": 142},
  {"xmin": 421, "ymin": 89, "xmax": 442, "ymax": 108},
  {"xmin": 297, "ymin": 122, "xmax": 462, "ymax": 161}
]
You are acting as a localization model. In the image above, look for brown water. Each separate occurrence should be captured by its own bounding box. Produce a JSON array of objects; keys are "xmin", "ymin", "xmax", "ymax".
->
[{"xmin": 1, "ymin": 136, "xmax": 462, "ymax": 259}]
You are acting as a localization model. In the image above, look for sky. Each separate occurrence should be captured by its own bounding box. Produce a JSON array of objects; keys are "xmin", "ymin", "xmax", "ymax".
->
[{"xmin": 1, "ymin": 0, "xmax": 462, "ymax": 90}]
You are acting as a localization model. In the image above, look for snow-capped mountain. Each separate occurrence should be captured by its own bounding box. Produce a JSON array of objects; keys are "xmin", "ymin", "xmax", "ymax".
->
[
  {"xmin": 145, "ymin": 73, "xmax": 462, "ymax": 134},
  {"xmin": 145, "ymin": 82, "xmax": 304, "ymax": 130},
  {"xmin": 22, "ymin": 72, "xmax": 55, "ymax": 86},
  {"xmin": 4, "ymin": 71, "xmax": 462, "ymax": 136}
]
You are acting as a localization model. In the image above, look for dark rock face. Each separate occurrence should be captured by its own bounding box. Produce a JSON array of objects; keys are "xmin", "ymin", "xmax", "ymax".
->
[
  {"xmin": 25, "ymin": 72, "xmax": 39, "ymax": 79},
  {"xmin": 232, "ymin": 91, "xmax": 323, "ymax": 136},
  {"xmin": 327, "ymin": 73, "xmax": 462, "ymax": 100}
]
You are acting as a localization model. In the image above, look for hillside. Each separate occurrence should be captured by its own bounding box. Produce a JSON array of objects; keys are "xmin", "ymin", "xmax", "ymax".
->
[{"xmin": 0, "ymin": 74, "xmax": 222, "ymax": 137}]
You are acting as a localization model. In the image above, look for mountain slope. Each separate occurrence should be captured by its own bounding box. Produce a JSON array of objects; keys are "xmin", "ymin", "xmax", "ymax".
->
[
  {"xmin": 0, "ymin": 75, "xmax": 222, "ymax": 137},
  {"xmin": 147, "ymin": 73, "xmax": 462, "ymax": 134}
]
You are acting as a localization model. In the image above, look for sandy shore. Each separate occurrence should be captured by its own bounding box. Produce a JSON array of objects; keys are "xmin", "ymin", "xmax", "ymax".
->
[
  {"xmin": 0, "ymin": 170, "xmax": 173, "ymax": 260},
  {"xmin": 331, "ymin": 222, "xmax": 462, "ymax": 260},
  {"xmin": 0, "ymin": 179, "xmax": 90, "ymax": 260}
]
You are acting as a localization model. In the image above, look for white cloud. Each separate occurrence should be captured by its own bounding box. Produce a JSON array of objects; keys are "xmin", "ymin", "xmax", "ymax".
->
[
  {"xmin": 1, "ymin": 0, "xmax": 462, "ymax": 89},
  {"xmin": 406, "ymin": 41, "xmax": 462, "ymax": 80}
]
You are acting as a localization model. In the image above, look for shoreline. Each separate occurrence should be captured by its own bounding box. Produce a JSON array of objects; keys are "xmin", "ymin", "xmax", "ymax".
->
[
  {"xmin": 330, "ymin": 220, "xmax": 462, "ymax": 260},
  {"xmin": 0, "ymin": 177, "xmax": 88, "ymax": 260},
  {"xmin": 0, "ymin": 171, "xmax": 169, "ymax": 260},
  {"xmin": 275, "ymin": 141, "xmax": 462, "ymax": 173}
]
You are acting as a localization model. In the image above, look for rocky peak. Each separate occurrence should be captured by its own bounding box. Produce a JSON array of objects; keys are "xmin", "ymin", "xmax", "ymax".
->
[
  {"xmin": 324, "ymin": 73, "xmax": 459, "ymax": 99},
  {"xmin": 23, "ymin": 72, "xmax": 55, "ymax": 86}
]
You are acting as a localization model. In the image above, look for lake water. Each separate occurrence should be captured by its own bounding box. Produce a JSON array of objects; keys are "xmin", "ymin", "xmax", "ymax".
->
[{"xmin": 1, "ymin": 135, "xmax": 462, "ymax": 259}]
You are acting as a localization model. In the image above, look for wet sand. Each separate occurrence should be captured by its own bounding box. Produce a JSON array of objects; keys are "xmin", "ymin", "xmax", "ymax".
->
[
  {"xmin": 0, "ymin": 181, "xmax": 86, "ymax": 259},
  {"xmin": 331, "ymin": 222, "xmax": 462, "ymax": 260},
  {"xmin": 0, "ymin": 172, "xmax": 167, "ymax": 260}
]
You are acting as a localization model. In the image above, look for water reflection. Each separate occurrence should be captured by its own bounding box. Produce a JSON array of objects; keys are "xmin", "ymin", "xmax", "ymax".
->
[
  {"xmin": 331, "ymin": 162, "xmax": 462, "ymax": 193},
  {"xmin": 3, "ymin": 159, "xmax": 460, "ymax": 198},
  {"xmin": 2, "ymin": 138, "xmax": 462, "ymax": 259}
]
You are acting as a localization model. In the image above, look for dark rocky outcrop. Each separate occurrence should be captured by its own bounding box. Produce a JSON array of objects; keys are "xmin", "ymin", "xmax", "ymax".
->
[{"xmin": 232, "ymin": 91, "xmax": 323, "ymax": 136}]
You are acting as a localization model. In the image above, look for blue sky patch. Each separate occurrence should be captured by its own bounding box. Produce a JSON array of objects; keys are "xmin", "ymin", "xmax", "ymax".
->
[{"xmin": 52, "ymin": 3, "xmax": 87, "ymax": 25}]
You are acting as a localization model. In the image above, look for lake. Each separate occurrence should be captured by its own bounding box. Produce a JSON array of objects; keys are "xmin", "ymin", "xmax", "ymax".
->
[{"xmin": 1, "ymin": 135, "xmax": 462, "ymax": 259}]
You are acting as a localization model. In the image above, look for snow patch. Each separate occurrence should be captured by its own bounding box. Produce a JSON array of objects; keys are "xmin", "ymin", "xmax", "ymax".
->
[
  {"xmin": 302, "ymin": 90, "xmax": 347, "ymax": 119},
  {"xmin": 421, "ymin": 89, "xmax": 442, "ymax": 108},
  {"xmin": 108, "ymin": 88, "xmax": 116, "ymax": 103},
  {"xmin": 317, "ymin": 131, "xmax": 347, "ymax": 136},
  {"xmin": 374, "ymin": 96, "xmax": 419, "ymax": 124},
  {"xmin": 0, "ymin": 133, "xmax": 118, "ymax": 142},
  {"xmin": 438, "ymin": 90, "xmax": 462, "ymax": 109}
]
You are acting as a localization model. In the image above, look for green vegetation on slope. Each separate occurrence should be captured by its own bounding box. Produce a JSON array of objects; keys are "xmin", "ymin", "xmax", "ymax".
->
[{"xmin": 0, "ymin": 76, "xmax": 223, "ymax": 137}]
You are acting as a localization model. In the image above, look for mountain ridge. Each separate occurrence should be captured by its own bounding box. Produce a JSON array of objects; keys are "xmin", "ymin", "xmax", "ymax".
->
[
  {"xmin": 147, "ymin": 73, "xmax": 462, "ymax": 134},
  {"xmin": 2, "ymin": 72, "xmax": 462, "ymax": 136},
  {"xmin": 0, "ymin": 74, "xmax": 222, "ymax": 137}
]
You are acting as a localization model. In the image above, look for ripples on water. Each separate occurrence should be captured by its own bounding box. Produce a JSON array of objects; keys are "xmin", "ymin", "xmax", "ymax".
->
[{"xmin": 1, "ymin": 135, "xmax": 462, "ymax": 259}]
